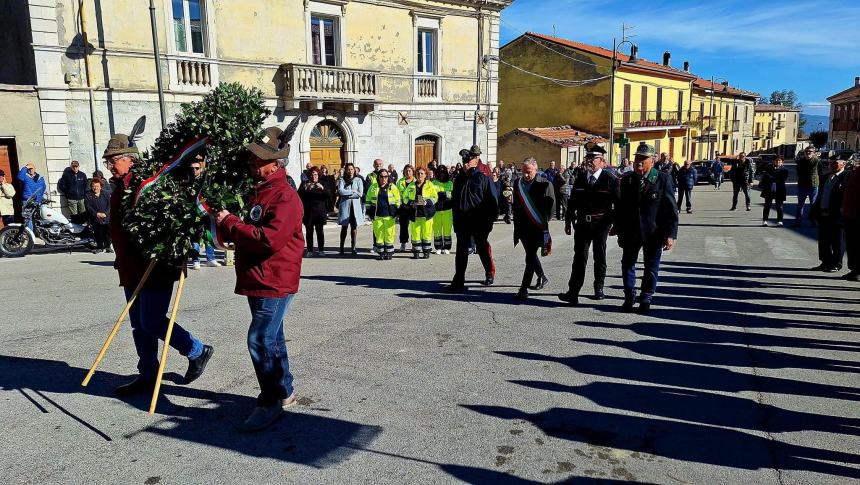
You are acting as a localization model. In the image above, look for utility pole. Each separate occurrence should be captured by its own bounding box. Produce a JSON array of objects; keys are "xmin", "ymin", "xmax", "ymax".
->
[
  {"xmin": 78, "ymin": 1, "xmax": 99, "ymax": 172},
  {"xmin": 609, "ymin": 25, "xmax": 636, "ymax": 167},
  {"xmin": 149, "ymin": 0, "xmax": 167, "ymax": 129}
]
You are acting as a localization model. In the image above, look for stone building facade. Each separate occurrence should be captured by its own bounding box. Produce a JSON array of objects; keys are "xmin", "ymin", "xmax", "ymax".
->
[
  {"xmin": 828, "ymin": 77, "xmax": 860, "ymax": 152},
  {"xmin": 4, "ymin": 0, "xmax": 509, "ymax": 205}
]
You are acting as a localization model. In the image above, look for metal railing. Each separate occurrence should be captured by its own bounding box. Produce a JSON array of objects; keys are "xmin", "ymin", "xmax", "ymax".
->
[
  {"xmin": 281, "ymin": 63, "xmax": 377, "ymax": 101},
  {"xmin": 833, "ymin": 120, "xmax": 860, "ymax": 131},
  {"xmin": 614, "ymin": 110, "xmax": 698, "ymax": 129}
]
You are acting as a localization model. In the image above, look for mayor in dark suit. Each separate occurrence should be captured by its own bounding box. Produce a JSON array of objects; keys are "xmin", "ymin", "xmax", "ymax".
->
[
  {"xmin": 558, "ymin": 143, "xmax": 620, "ymax": 306},
  {"xmin": 615, "ymin": 142, "xmax": 679, "ymax": 313}
]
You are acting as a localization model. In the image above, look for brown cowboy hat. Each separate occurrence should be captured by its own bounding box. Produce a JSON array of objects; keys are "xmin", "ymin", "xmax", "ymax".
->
[
  {"xmin": 102, "ymin": 134, "xmax": 140, "ymax": 158},
  {"xmin": 247, "ymin": 126, "xmax": 291, "ymax": 161}
]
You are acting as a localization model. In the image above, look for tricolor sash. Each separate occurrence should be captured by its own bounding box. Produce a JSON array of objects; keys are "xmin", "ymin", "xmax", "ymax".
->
[
  {"xmin": 517, "ymin": 178, "xmax": 552, "ymax": 255},
  {"xmin": 133, "ymin": 137, "xmax": 208, "ymax": 206}
]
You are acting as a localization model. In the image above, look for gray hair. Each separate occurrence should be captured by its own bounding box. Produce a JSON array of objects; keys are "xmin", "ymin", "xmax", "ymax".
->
[
  {"xmin": 277, "ymin": 158, "xmax": 289, "ymax": 168},
  {"xmin": 522, "ymin": 157, "xmax": 538, "ymax": 168}
]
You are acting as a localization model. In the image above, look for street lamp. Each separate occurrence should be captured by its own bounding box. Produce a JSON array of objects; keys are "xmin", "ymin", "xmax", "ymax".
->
[
  {"xmin": 708, "ymin": 76, "xmax": 730, "ymax": 159},
  {"xmin": 608, "ymin": 38, "xmax": 637, "ymax": 167}
]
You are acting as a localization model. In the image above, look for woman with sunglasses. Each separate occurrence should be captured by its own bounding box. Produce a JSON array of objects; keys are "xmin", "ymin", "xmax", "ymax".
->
[
  {"xmin": 366, "ymin": 169, "xmax": 401, "ymax": 260},
  {"xmin": 402, "ymin": 166, "xmax": 438, "ymax": 259}
]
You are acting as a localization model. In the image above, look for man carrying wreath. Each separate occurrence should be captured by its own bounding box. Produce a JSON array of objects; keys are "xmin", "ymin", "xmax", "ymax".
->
[
  {"xmin": 216, "ymin": 126, "xmax": 305, "ymax": 432},
  {"xmin": 104, "ymin": 134, "xmax": 214, "ymax": 396}
]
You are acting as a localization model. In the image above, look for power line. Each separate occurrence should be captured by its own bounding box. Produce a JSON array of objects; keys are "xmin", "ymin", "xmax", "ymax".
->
[
  {"xmin": 499, "ymin": 18, "xmax": 611, "ymax": 73},
  {"xmin": 499, "ymin": 59, "xmax": 611, "ymax": 87}
]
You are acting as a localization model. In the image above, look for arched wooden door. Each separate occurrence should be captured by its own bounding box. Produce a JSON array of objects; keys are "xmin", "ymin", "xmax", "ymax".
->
[
  {"xmin": 310, "ymin": 121, "xmax": 345, "ymax": 173},
  {"xmin": 414, "ymin": 135, "xmax": 438, "ymax": 169}
]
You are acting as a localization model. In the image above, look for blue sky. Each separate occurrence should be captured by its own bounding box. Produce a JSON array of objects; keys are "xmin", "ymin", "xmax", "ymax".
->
[{"xmin": 500, "ymin": 0, "xmax": 860, "ymax": 117}]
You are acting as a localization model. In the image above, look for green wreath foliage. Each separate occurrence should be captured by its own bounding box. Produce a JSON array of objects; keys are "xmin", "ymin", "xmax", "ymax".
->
[{"xmin": 121, "ymin": 83, "xmax": 271, "ymax": 263}]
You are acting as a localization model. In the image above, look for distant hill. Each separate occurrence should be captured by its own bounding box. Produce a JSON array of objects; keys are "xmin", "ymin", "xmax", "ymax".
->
[{"xmin": 801, "ymin": 114, "xmax": 829, "ymax": 133}]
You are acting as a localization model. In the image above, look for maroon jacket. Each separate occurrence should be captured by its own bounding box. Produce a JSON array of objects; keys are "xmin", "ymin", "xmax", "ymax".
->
[
  {"xmin": 110, "ymin": 173, "xmax": 180, "ymax": 289},
  {"xmin": 219, "ymin": 168, "xmax": 304, "ymax": 297},
  {"xmin": 842, "ymin": 168, "xmax": 860, "ymax": 221}
]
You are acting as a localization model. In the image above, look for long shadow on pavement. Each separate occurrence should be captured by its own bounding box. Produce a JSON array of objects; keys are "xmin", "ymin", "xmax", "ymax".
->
[
  {"xmin": 461, "ymin": 403, "xmax": 860, "ymax": 480},
  {"xmin": 0, "ymin": 355, "xmax": 381, "ymax": 468}
]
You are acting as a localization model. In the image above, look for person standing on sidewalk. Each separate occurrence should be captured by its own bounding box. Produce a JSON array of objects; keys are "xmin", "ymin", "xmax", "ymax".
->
[
  {"xmin": 512, "ymin": 158, "xmax": 555, "ymax": 300},
  {"xmin": 676, "ymin": 160, "xmax": 698, "ymax": 214},
  {"xmin": 432, "ymin": 166, "xmax": 454, "ymax": 254},
  {"xmin": 396, "ymin": 165, "xmax": 415, "ymax": 252},
  {"xmin": 337, "ymin": 163, "xmax": 364, "ymax": 255},
  {"xmin": 104, "ymin": 134, "xmax": 213, "ymax": 396},
  {"xmin": 58, "ymin": 160, "xmax": 89, "ymax": 223},
  {"xmin": 760, "ymin": 156, "xmax": 788, "ymax": 226},
  {"xmin": 366, "ymin": 168, "xmax": 401, "ymax": 260},
  {"xmin": 810, "ymin": 152, "xmax": 850, "ymax": 273},
  {"xmin": 189, "ymin": 158, "xmax": 221, "ymax": 268},
  {"xmin": 299, "ymin": 167, "xmax": 329, "ymax": 257},
  {"xmin": 840, "ymin": 161, "xmax": 860, "ymax": 281},
  {"xmin": 558, "ymin": 144, "xmax": 619, "ymax": 306},
  {"xmin": 711, "ymin": 158, "xmax": 725, "ymax": 190},
  {"xmin": 216, "ymin": 126, "xmax": 305, "ymax": 431},
  {"xmin": 615, "ymin": 142, "xmax": 678, "ymax": 314},
  {"xmin": 402, "ymin": 167, "xmax": 438, "ymax": 259},
  {"xmin": 729, "ymin": 152, "xmax": 754, "ymax": 211},
  {"xmin": 0, "ymin": 170, "xmax": 16, "ymax": 227},
  {"xmin": 795, "ymin": 146, "xmax": 822, "ymax": 227},
  {"xmin": 85, "ymin": 178, "xmax": 112, "ymax": 253}
]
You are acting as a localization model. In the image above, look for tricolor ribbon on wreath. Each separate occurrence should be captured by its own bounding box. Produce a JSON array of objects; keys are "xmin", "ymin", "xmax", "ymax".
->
[
  {"xmin": 133, "ymin": 137, "xmax": 209, "ymax": 206},
  {"xmin": 195, "ymin": 194, "xmax": 228, "ymax": 251}
]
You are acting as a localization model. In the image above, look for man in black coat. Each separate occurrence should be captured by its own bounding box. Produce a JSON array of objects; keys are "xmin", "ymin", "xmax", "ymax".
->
[
  {"xmin": 729, "ymin": 152, "xmax": 754, "ymax": 211},
  {"xmin": 810, "ymin": 153, "xmax": 850, "ymax": 272},
  {"xmin": 559, "ymin": 143, "xmax": 619, "ymax": 305},
  {"xmin": 58, "ymin": 160, "xmax": 89, "ymax": 223},
  {"xmin": 512, "ymin": 158, "xmax": 555, "ymax": 300},
  {"xmin": 447, "ymin": 148, "xmax": 499, "ymax": 292},
  {"xmin": 615, "ymin": 142, "xmax": 679, "ymax": 313}
]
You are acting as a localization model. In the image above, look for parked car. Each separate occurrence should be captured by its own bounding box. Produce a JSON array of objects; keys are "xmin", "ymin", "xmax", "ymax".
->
[
  {"xmin": 690, "ymin": 160, "xmax": 715, "ymax": 185},
  {"xmin": 755, "ymin": 154, "xmax": 777, "ymax": 176}
]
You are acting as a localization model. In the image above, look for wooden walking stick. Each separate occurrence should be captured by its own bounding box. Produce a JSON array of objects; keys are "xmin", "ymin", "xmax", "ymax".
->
[
  {"xmin": 148, "ymin": 269, "xmax": 187, "ymax": 415},
  {"xmin": 82, "ymin": 259, "xmax": 157, "ymax": 387}
]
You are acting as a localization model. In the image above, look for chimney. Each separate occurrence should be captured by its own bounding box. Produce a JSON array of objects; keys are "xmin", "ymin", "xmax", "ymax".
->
[
  {"xmin": 855, "ymin": 76, "xmax": 859, "ymax": 86},
  {"xmin": 629, "ymin": 45, "xmax": 639, "ymax": 63},
  {"xmin": 663, "ymin": 51, "xmax": 671, "ymax": 67},
  {"xmin": 683, "ymin": 61, "xmax": 690, "ymax": 72}
]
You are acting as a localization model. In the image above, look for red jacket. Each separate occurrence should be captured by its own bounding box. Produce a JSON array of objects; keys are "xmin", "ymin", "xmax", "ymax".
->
[
  {"xmin": 219, "ymin": 168, "xmax": 304, "ymax": 297},
  {"xmin": 110, "ymin": 173, "xmax": 180, "ymax": 289}
]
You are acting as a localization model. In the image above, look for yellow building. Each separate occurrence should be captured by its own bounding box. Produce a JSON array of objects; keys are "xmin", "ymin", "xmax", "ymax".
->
[
  {"xmin": 752, "ymin": 104, "xmax": 801, "ymax": 155},
  {"xmin": 4, "ymin": 0, "xmax": 510, "ymax": 195},
  {"xmin": 690, "ymin": 79, "xmax": 758, "ymax": 159},
  {"xmin": 499, "ymin": 33, "xmax": 698, "ymax": 165}
]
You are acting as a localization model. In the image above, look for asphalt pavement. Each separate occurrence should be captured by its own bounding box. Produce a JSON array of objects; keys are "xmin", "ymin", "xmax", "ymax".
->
[{"xmin": 1, "ymin": 180, "xmax": 858, "ymax": 484}]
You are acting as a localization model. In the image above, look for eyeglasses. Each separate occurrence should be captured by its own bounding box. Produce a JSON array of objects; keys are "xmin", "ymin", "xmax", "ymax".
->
[
  {"xmin": 379, "ymin": 174, "xmax": 389, "ymax": 178},
  {"xmin": 191, "ymin": 166, "xmax": 203, "ymax": 171},
  {"xmin": 103, "ymin": 156, "xmax": 126, "ymax": 168}
]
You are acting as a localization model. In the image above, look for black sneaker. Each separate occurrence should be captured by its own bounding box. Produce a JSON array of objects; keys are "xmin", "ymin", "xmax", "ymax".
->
[
  {"xmin": 824, "ymin": 266, "xmax": 839, "ymax": 273},
  {"xmin": 184, "ymin": 345, "xmax": 214, "ymax": 384},
  {"xmin": 530, "ymin": 275, "xmax": 549, "ymax": 290},
  {"xmin": 593, "ymin": 289, "xmax": 605, "ymax": 300},
  {"xmin": 481, "ymin": 276, "xmax": 494, "ymax": 286},
  {"xmin": 637, "ymin": 302, "xmax": 652, "ymax": 314},
  {"xmin": 114, "ymin": 376, "xmax": 156, "ymax": 396},
  {"xmin": 621, "ymin": 299, "xmax": 635, "ymax": 312}
]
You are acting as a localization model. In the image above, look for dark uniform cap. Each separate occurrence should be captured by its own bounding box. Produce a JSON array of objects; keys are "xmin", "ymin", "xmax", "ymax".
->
[
  {"xmin": 584, "ymin": 142, "xmax": 606, "ymax": 158},
  {"xmin": 829, "ymin": 150, "xmax": 852, "ymax": 161},
  {"xmin": 634, "ymin": 142, "xmax": 656, "ymax": 158},
  {"xmin": 469, "ymin": 145, "xmax": 482, "ymax": 156},
  {"xmin": 458, "ymin": 149, "xmax": 471, "ymax": 158},
  {"xmin": 102, "ymin": 134, "xmax": 139, "ymax": 158}
]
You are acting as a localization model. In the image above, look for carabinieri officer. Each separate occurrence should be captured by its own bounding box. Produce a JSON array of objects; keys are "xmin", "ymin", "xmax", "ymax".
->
[
  {"xmin": 614, "ymin": 142, "xmax": 678, "ymax": 314},
  {"xmin": 558, "ymin": 143, "xmax": 620, "ymax": 306}
]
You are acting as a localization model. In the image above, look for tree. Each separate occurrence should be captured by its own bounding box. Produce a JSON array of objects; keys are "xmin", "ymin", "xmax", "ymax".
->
[
  {"xmin": 768, "ymin": 90, "xmax": 802, "ymax": 110},
  {"xmin": 809, "ymin": 130, "xmax": 828, "ymax": 149}
]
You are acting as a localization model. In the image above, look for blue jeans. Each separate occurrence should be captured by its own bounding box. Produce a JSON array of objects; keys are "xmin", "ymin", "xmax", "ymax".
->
[
  {"xmin": 192, "ymin": 242, "xmax": 216, "ymax": 262},
  {"xmin": 796, "ymin": 186, "xmax": 818, "ymax": 222},
  {"xmin": 247, "ymin": 295, "xmax": 295, "ymax": 406},
  {"xmin": 621, "ymin": 239, "xmax": 664, "ymax": 304},
  {"xmin": 123, "ymin": 286, "xmax": 203, "ymax": 379}
]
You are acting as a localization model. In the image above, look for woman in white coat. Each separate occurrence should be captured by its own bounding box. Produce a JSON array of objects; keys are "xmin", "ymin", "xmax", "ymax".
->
[{"xmin": 337, "ymin": 163, "xmax": 364, "ymax": 255}]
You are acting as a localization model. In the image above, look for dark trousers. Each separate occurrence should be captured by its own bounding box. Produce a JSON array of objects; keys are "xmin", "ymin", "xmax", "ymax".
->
[
  {"xmin": 453, "ymin": 229, "xmax": 495, "ymax": 285},
  {"xmin": 762, "ymin": 198, "xmax": 784, "ymax": 222},
  {"xmin": 818, "ymin": 216, "xmax": 845, "ymax": 269},
  {"xmin": 845, "ymin": 219, "xmax": 859, "ymax": 273},
  {"xmin": 247, "ymin": 295, "xmax": 295, "ymax": 406},
  {"xmin": 677, "ymin": 186, "xmax": 693, "ymax": 210},
  {"xmin": 732, "ymin": 182, "xmax": 751, "ymax": 209},
  {"xmin": 399, "ymin": 216, "xmax": 410, "ymax": 244},
  {"xmin": 520, "ymin": 237, "xmax": 545, "ymax": 290},
  {"xmin": 92, "ymin": 223, "xmax": 111, "ymax": 249},
  {"xmin": 500, "ymin": 199, "xmax": 512, "ymax": 222},
  {"xmin": 123, "ymin": 286, "xmax": 202, "ymax": 379},
  {"xmin": 567, "ymin": 221, "xmax": 611, "ymax": 295},
  {"xmin": 621, "ymin": 238, "xmax": 664, "ymax": 304},
  {"xmin": 555, "ymin": 190, "xmax": 567, "ymax": 220},
  {"xmin": 305, "ymin": 222, "xmax": 324, "ymax": 252}
]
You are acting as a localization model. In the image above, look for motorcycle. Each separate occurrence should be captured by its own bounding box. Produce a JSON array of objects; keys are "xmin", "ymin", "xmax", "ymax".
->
[{"xmin": 0, "ymin": 194, "xmax": 94, "ymax": 257}]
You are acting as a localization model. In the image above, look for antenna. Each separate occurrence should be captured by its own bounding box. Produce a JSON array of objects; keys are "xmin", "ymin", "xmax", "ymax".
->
[
  {"xmin": 552, "ymin": 24, "xmax": 556, "ymax": 37},
  {"xmin": 621, "ymin": 23, "xmax": 636, "ymax": 42}
]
